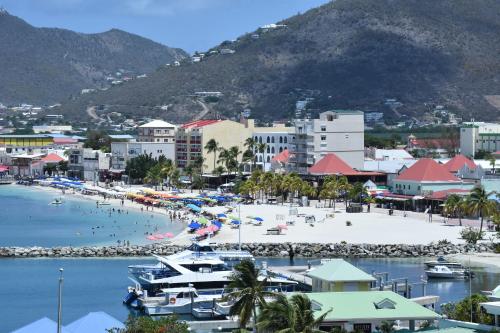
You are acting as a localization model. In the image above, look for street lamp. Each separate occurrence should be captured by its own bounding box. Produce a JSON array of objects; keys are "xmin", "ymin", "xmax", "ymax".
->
[{"xmin": 57, "ymin": 268, "xmax": 64, "ymax": 333}]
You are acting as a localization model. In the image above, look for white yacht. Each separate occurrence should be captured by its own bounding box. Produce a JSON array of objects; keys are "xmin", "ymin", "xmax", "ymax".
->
[
  {"xmin": 141, "ymin": 287, "xmax": 222, "ymax": 315},
  {"xmin": 425, "ymin": 265, "xmax": 465, "ymax": 279},
  {"xmin": 424, "ymin": 256, "xmax": 464, "ymax": 269}
]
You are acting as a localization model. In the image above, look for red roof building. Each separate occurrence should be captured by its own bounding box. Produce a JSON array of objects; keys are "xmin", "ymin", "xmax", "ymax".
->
[
  {"xmin": 393, "ymin": 158, "xmax": 474, "ymax": 195},
  {"xmin": 309, "ymin": 153, "xmax": 360, "ymax": 176},
  {"xmin": 41, "ymin": 153, "xmax": 64, "ymax": 163},
  {"xmin": 444, "ymin": 154, "xmax": 476, "ymax": 173},
  {"xmin": 271, "ymin": 149, "xmax": 291, "ymax": 163},
  {"xmin": 180, "ymin": 119, "xmax": 222, "ymax": 129}
]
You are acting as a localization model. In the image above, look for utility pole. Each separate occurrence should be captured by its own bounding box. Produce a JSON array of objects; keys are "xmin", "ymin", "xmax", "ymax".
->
[{"xmin": 57, "ymin": 268, "xmax": 64, "ymax": 333}]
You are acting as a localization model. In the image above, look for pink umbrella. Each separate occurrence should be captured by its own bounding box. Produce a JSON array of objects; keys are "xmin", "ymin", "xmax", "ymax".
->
[
  {"xmin": 196, "ymin": 228, "xmax": 208, "ymax": 236},
  {"xmin": 153, "ymin": 234, "xmax": 165, "ymax": 239},
  {"xmin": 164, "ymin": 232, "xmax": 174, "ymax": 238},
  {"xmin": 146, "ymin": 235, "xmax": 157, "ymax": 241},
  {"xmin": 277, "ymin": 224, "xmax": 288, "ymax": 230},
  {"xmin": 207, "ymin": 225, "xmax": 219, "ymax": 232}
]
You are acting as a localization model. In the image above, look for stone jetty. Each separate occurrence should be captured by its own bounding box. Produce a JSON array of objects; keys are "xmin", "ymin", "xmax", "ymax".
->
[{"xmin": 0, "ymin": 242, "xmax": 492, "ymax": 258}]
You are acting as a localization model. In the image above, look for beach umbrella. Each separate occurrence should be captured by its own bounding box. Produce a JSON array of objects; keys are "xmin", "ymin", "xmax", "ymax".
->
[
  {"xmin": 277, "ymin": 224, "xmax": 288, "ymax": 230},
  {"xmin": 217, "ymin": 213, "xmax": 227, "ymax": 218},
  {"xmin": 228, "ymin": 215, "xmax": 240, "ymax": 221},
  {"xmin": 188, "ymin": 221, "xmax": 201, "ymax": 229},
  {"xmin": 196, "ymin": 228, "xmax": 210, "ymax": 236},
  {"xmin": 198, "ymin": 216, "xmax": 209, "ymax": 225},
  {"xmin": 231, "ymin": 220, "xmax": 241, "ymax": 225},
  {"xmin": 253, "ymin": 217, "xmax": 264, "ymax": 222},
  {"xmin": 212, "ymin": 221, "xmax": 222, "ymax": 228},
  {"xmin": 207, "ymin": 225, "xmax": 219, "ymax": 232},
  {"xmin": 153, "ymin": 234, "xmax": 165, "ymax": 239},
  {"xmin": 186, "ymin": 203, "xmax": 202, "ymax": 212},
  {"xmin": 146, "ymin": 235, "xmax": 157, "ymax": 241},
  {"xmin": 164, "ymin": 232, "xmax": 174, "ymax": 238}
]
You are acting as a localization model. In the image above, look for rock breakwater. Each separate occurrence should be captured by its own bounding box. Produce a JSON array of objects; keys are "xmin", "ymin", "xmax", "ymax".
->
[{"xmin": 0, "ymin": 242, "xmax": 492, "ymax": 258}]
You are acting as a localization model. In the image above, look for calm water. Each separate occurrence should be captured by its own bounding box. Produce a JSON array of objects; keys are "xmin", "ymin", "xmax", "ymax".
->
[
  {"xmin": 1, "ymin": 257, "xmax": 499, "ymax": 333},
  {"xmin": 0, "ymin": 185, "xmax": 185, "ymax": 247}
]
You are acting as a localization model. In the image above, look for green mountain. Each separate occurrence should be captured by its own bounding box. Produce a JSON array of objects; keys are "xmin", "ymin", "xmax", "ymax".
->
[
  {"xmin": 60, "ymin": 0, "xmax": 500, "ymax": 122},
  {"xmin": 0, "ymin": 10, "xmax": 187, "ymax": 105}
]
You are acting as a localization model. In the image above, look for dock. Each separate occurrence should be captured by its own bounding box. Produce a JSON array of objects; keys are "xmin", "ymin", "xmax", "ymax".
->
[
  {"xmin": 186, "ymin": 318, "xmax": 239, "ymax": 331},
  {"xmin": 267, "ymin": 265, "xmax": 312, "ymax": 290}
]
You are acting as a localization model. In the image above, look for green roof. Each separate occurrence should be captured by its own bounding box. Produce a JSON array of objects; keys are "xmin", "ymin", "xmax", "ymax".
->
[
  {"xmin": 306, "ymin": 259, "xmax": 376, "ymax": 282},
  {"xmin": 306, "ymin": 291, "xmax": 440, "ymax": 321}
]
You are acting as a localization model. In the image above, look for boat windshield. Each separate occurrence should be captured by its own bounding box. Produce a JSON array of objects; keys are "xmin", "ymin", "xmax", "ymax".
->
[
  {"xmin": 187, "ymin": 244, "xmax": 214, "ymax": 252},
  {"xmin": 181, "ymin": 263, "xmax": 230, "ymax": 272}
]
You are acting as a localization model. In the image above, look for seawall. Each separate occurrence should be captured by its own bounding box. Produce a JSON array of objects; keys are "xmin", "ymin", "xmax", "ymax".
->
[{"xmin": 0, "ymin": 242, "xmax": 492, "ymax": 258}]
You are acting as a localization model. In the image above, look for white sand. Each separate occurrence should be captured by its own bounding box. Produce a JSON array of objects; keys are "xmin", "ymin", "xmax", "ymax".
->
[
  {"xmin": 447, "ymin": 253, "xmax": 500, "ymax": 270},
  {"xmin": 178, "ymin": 203, "xmax": 496, "ymax": 246}
]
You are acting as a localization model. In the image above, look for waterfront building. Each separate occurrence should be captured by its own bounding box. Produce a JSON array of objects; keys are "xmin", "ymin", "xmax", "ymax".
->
[
  {"xmin": 138, "ymin": 119, "xmax": 176, "ymax": 143},
  {"xmin": 306, "ymin": 259, "xmax": 376, "ymax": 292},
  {"xmin": 393, "ymin": 158, "xmax": 475, "ymax": 196},
  {"xmin": 407, "ymin": 134, "xmax": 455, "ymax": 158},
  {"xmin": 68, "ymin": 148, "xmax": 111, "ymax": 181},
  {"xmin": 176, "ymin": 119, "xmax": 250, "ymax": 171},
  {"xmin": 362, "ymin": 159, "xmax": 417, "ymax": 191},
  {"xmin": 110, "ymin": 140, "xmax": 174, "ymax": 171},
  {"xmin": 250, "ymin": 121, "xmax": 294, "ymax": 171},
  {"xmin": 306, "ymin": 291, "xmax": 439, "ymax": 332},
  {"xmin": 460, "ymin": 122, "xmax": 500, "ymax": 157},
  {"xmin": 291, "ymin": 110, "xmax": 364, "ymax": 174},
  {"xmin": 365, "ymin": 148, "xmax": 414, "ymax": 161},
  {"xmin": 0, "ymin": 134, "xmax": 54, "ymax": 155}
]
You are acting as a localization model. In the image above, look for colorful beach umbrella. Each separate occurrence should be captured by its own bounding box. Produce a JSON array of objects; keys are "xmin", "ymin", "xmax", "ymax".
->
[
  {"xmin": 188, "ymin": 221, "xmax": 201, "ymax": 229},
  {"xmin": 198, "ymin": 216, "xmax": 209, "ymax": 225},
  {"xmin": 164, "ymin": 232, "xmax": 174, "ymax": 238},
  {"xmin": 253, "ymin": 217, "xmax": 264, "ymax": 222},
  {"xmin": 277, "ymin": 224, "xmax": 288, "ymax": 230},
  {"xmin": 228, "ymin": 215, "xmax": 240, "ymax": 221},
  {"xmin": 207, "ymin": 225, "xmax": 219, "ymax": 232},
  {"xmin": 217, "ymin": 213, "xmax": 227, "ymax": 218},
  {"xmin": 146, "ymin": 235, "xmax": 157, "ymax": 241},
  {"xmin": 231, "ymin": 220, "xmax": 240, "ymax": 225},
  {"xmin": 153, "ymin": 234, "xmax": 165, "ymax": 239},
  {"xmin": 186, "ymin": 203, "xmax": 201, "ymax": 212},
  {"xmin": 212, "ymin": 221, "xmax": 222, "ymax": 228}
]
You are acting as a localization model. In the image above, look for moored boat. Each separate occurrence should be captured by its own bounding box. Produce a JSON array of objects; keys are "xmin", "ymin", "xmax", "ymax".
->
[
  {"xmin": 424, "ymin": 256, "xmax": 464, "ymax": 269},
  {"xmin": 425, "ymin": 265, "xmax": 465, "ymax": 279}
]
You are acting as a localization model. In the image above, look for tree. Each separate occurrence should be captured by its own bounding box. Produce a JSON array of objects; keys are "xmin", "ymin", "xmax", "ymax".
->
[
  {"xmin": 108, "ymin": 315, "xmax": 189, "ymax": 333},
  {"xmin": 489, "ymin": 157, "xmax": 496, "ymax": 174},
  {"xmin": 348, "ymin": 182, "xmax": 367, "ymax": 204},
  {"xmin": 467, "ymin": 186, "xmax": 497, "ymax": 234},
  {"xmin": 204, "ymin": 139, "xmax": 220, "ymax": 172},
  {"xmin": 84, "ymin": 130, "xmax": 111, "ymax": 151},
  {"xmin": 144, "ymin": 163, "xmax": 163, "ymax": 190},
  {"xmin": 227, "ymin": 260, "xmax": 275, "ymax": 331},
  {"xmin": 379, "ymin": 321, "xmax": 395, "ymax": 333},
  {"xmin": 257, "ymin": 293, "xmax": 331, "ymax": 333},
  {"xmin": 125, "ymin": 154, "xmax": 158, "ymax": 181},
  {"xmin": 184, "ymin": 164, "xmax": 195, "ymax": 192},
  {"xmin": 337, "ymin": 176, "xmax": 353, "ymax": 207},
  {"xmin": 441, "ymin": 294, "xmax": 493, "ymax": 324},
  {"xmin": 58, "ymin": 160, "xmax": 68, "ymax": 174},
  {"xmin": 444, "ymin": 194, "xmax": 467, "ymax": 226},
  {"xmin": 244, "ymin": 137, "xmax": 257, "ymax": 171},
  {"xmin": 319, "ymin": 176, "xmax": 340, "ymax": 209},
  {"xmin": 257, "ymin": 143, "xmax": 268, "ymax": 171}
]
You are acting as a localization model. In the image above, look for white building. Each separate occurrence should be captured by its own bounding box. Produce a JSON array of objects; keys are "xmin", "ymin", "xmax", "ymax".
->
[
  {"xmin": 365, "ymin": 148, "xmax": 413, "ymax": 160},
  {"xmin": 292, "ymin": 110, "xmax": 364, "ymax": 173},
  {"xmin": 33, "ymin": 125, "xmax": 72, "ymax": 134},
  {"xmin": 460, "ymin": 122, "xmax": 500, "ymax": 157},
  {"xmin": 67, "ymin": 148, "xmax": 111, "ymax": 182},
  {"xmin": 138, "ymin": 120, "xmax": 176, "ymax": 143},
  {"xmin": 251, "ymin": 123, "xmax": 294, "ymax": 171},
  {"xmin": 110, "ymin": 141, "xmax": 175, "ymax": 171}
]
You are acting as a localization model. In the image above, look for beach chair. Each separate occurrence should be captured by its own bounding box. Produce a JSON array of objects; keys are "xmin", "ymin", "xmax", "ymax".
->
[{"xmin": 266, "ymin": 228, "xmax": 280, "ymax": 235}]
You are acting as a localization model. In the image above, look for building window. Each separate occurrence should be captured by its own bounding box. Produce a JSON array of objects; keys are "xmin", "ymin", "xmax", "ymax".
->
[
  {"xmin": 267, "ymin": 147, "xmax": 270, "ymax": 153},
  {"xmin": 259, "ymin": 137, "xmax": 262, "ymax": 143},
  {"xmin": 321, "ymin": 135, "xmax": 326, "ymax": 141},
  {"xmin": 267, "ymin": 156, "xmax": 270, "ymax": 162},
  {"xmin": 271, "ymin": 137, "xmax": 275, "ymax": 143},
  {"xmin": 284, "ymin": 137, "xmax": 288, "ymax": 143},
  {"xmin": 321, "ymin": 125, "xmax": 326, "ymax": 132},
  {"xmin": 267, "ymin": 136, "xmax": 270, "ymax": 143},
  {"xmin": 279, "ymin": 147, "xmax": 283, "ymax": 153},
  {"xmin": 279, "ymin": 136, "xmax": 283, "ymax": 143},
  {"xmin": 271, "ymin": 147, "xmax": 275, "ymax": 153},
  {"xmin": 327, "ymin": 115, "xmax": 334, "ymax": 121}
]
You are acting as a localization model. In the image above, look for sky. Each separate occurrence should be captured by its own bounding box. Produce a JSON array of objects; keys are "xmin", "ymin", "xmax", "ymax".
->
[{"xmin": 1, "ymin": 0, "xmax": 330, "ymax": 53}]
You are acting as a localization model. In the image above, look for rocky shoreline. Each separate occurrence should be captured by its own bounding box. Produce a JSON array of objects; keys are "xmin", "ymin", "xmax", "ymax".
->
[{"xmin": 0, "ymin": 242, "xmax": 492, "ymax": 258}]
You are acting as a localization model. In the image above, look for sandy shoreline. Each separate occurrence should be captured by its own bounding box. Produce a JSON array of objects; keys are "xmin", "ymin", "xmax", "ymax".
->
[{"xmin": 447, "ymin": 252, "xmax": 500, "ymax": 270}]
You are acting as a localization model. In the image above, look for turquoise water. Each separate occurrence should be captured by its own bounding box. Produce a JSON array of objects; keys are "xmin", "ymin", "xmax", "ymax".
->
[
  {"xmin": 0, "ymin": 185, "xmax": 185, "ymax": 247},
  {"xmin": 1, "ymin": 257, "xmax": 499, "ymax": 333}
]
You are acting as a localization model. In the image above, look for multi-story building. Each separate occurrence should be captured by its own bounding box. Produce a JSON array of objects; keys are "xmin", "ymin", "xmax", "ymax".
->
[
  {"xmin": 110, "ymin": 141, "xmax": 175, "ymax": 171},
  {"xmin": 250, "ymin": 122, "xmax": 295, "ymax": 171},
  {"xmin": 291, "ymin": 110, "xmax": 364, "ymax": 174},
  {"xmin": 138, "ymin": 120, "xmax": 176, "ymax": 143},
  {"xmin": 176, "ymin": 119, "xmax": 250, "ymax": 171},
  {"xmin": 0, "ymin": 134, "xmax": 55, "ymax": 155},
  {"xmin": 32, "ymin": 125, "xmax": 73, "ymax": 134},
  {"xmin": 460, "ymin": 122, "xmax": 500, "ymax": 157},
  {"xmin": 68, "ymin": 148, "xmax": 111, "ymax": 181}
]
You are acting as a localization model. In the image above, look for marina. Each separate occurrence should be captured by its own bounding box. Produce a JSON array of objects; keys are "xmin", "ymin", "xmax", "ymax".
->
[{"xmin": 2, "ymin": 256, "xmax": 499, "ymax": 333}]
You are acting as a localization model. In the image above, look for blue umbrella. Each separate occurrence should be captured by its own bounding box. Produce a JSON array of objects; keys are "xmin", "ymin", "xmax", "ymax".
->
[
  {"xmin": 212, "ymin": 221, "xmax": 222, "ymax": 228},
  {"xmin": 186, "ymin": 204, "xmax": 201, "ymax": 212},
  {"xmin": 231, "ymin": 220, "xmax": 240, "ymax": 225},
  {"xmin": 254, "ymin": 217, "xmax": 264, "ymax": 222},
  {"xmin": 188, "ymin": 221, "xmax": 201, "ymax": 229},
  {"xmin": 217, "ymin": 213, "xmax": 227, "ymax": 218}
]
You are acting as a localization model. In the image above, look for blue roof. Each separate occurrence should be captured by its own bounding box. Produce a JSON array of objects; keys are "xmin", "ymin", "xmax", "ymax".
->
[
  {"xmin": 65, "ymin": 312, "xmax": 124, "ymax": 333},
  {"xmin": 10, "ymin": 317, "xmax": 71, "ymax": 333}
]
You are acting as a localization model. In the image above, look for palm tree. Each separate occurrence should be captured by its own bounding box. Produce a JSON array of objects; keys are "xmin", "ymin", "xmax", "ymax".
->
[
  {"xmin": 257, "ymin": 293, "xmax": 331, "ymax": 333},
  {"xmin": 489, "ymin": 157, "xmax": 496, "ymax": 174},
  {"xmin": 319, "ymin": 176, "xmax": 339, "ymax": 209},
  {"xmin": 204, "ymin": 139, "xmax": 220, "ymax": 173},
  {"xmin": 227, "ymin": 260, "xmax": 275, "ymax": 331},
  {"xmin": 379, "ymin": 321, "xmax": 395, "ymax": 333},
  {"xmin": 349, "ymin": 182, "xmax": 368, "ymax": 204},
  {"xmin": 228, "ymin": 146, "xmax": 242, "ymax": 174},
  {"xmin": 337, "ymin": 176, "xmax": 352, "ymax": 208},
  {"xmin": 160, "ymin": 159, "xmax": 174, "ymax": 189},
  {"xmin": 184, "ymin": 164, "xmax": 195, "ymax": 192},
  {"xmin": 213, "ymin": 165, "xmax": 225, "ymax": 179},
  {"xmin": 245, "ymin": 137, "xmax": 257, "ymax": 171},
  {"xmin": 257, "ymin": 143, "xmax": 268, "ymax": 171},
  {"xmin": 468, "ymin": 186, "xmax": 497, "ymax": 234},
  {"xmin": 242, "ymin": 149, "xmax": 255, "ymax": 173},
  {"xmin": 444, "ymin": 194, "xmax": 460, "ymax": 224},
  {"xmin": 144, "ymin": 164, "xmax": 163, "ymax": 190}
]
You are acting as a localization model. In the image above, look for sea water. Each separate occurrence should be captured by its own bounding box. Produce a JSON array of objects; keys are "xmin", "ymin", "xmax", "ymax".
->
[
  {"xmin": 0, "ymin": 185, "xmax": 185, "ymax": 247},
  {"xmin": 1, "ymin": 257, "xmax": 499, "ymax": 333}
]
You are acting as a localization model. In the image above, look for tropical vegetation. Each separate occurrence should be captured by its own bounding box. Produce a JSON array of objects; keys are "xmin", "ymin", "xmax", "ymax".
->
[
  {"xmin": 440, "ymin": 294, "xmax": 493, "ymax": 325},
  {"xmin": 107, "ymin": 315, "xmax": 189, "ymax": 333}
]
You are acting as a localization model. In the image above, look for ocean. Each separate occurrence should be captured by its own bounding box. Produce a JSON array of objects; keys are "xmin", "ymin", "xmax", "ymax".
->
[{"xmin": 0, "ymin": 185, "xmax": 185, "ymax": 247}]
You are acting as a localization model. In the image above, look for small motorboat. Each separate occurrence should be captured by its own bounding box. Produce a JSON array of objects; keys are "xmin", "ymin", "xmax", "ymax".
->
[
  {"xmin": 425, "ymin": 265, "xmax": 465, "ymax": 279},
  {"xmin": 51, "ymin": 198, "xmax": 63, "ymax": 205},
  {"xmin": 191, "ymin": 305, "xmax": 225, "ymax": 319},
  {"xmin": 424, "ymin": 256, "xmax": 464, "ymax": 269},
  {"xmin": 96, "ymin": 200, "xmax": 111, "ymax": 206},
  {"xmin": 482, "ymin": 285, "xmax": 500, "ymax": 301}
]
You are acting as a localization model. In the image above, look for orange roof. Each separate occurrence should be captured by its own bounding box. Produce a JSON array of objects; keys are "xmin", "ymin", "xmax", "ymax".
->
[
  {"xmin": 309, "ymin": 153, "xmax": 359, "ymax": 176},
  {"xmin": 396, "ymin": 158, "xmax": 459, "ymax": 182},
  {"xmin": 181, "ymin": 119, "xmax": 222, "ymax": 129},
  {"xmin": 426, "ymin": 189, "xmax": 470, "ymax": 200},
  {"xmin": 41, "ymin": 153, "xmax": 64, "ymax": 163},
  {"xmin": 444, "ymin": 154, "xmax": 476, "ymax": 173},
  {"xmin": 272, "ymin": 149, "xmax": 290, "ymax": 163}
]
